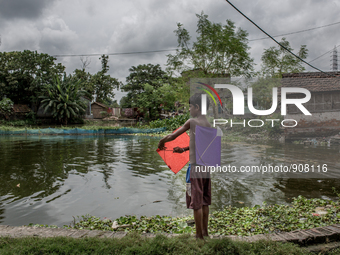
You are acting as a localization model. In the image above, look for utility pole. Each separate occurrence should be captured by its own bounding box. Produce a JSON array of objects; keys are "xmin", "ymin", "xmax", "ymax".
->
[{"xmin": 331, "ymin": 46, "xmax": 338, "ymax": 71}]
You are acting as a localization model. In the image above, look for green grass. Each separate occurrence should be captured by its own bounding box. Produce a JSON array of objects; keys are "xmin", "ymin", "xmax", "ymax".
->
[
  {"xmin": 326, "ymin": 247, "xmax": 340, "ymax": 255},
  {"xmin": 0, "ymin": 125, "xmax": 27, "ymax": 131},
  {"xmin": 0, "ymin": 233, "xmax": 309, "ymax": 255}
]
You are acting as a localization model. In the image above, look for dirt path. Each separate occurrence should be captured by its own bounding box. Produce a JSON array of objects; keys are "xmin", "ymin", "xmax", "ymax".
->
[{"xmin": 1, "ymin": 224, "xmax": 340, "ymax": 245}]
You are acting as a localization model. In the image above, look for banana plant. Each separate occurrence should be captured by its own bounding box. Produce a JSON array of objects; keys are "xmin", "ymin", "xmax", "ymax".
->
[{"xmin": 39, "ymin": 75, "xmax": 88, "ymax": 125}]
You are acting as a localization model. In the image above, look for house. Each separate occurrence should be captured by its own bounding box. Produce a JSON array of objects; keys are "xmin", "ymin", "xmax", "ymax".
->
[
  {"xmin": 282, "ymin": 71, "xmax": 340, "ymax": 139},
  {"xmin": 13, "ymin": 104, "xmax": 31, "ymax": 113},
  {"xmin": 1, "ymin": 104, "xmax": 32, "ymax": 120},
  {"xmin": 91, "ymin": 102, "xmax": 108, "ymax": 119}
]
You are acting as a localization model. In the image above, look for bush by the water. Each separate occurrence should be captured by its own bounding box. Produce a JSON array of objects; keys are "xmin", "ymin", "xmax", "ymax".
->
[
  {"xmin": 0, "ymin": 98, "xmax": 14, "ymax": 118},
  {"xmin": 146, "ymin": 113, "xmax": 190, "ymax": 130}
]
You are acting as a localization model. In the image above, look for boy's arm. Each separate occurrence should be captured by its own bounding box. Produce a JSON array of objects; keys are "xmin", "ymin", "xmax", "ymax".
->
[
  {"xmin": 158, "ymin": 119, "xmax": 190, "ymax": 150},
  {"xmin": 173, "ymin": 146, "xmax": 189, "ymax": 153}
]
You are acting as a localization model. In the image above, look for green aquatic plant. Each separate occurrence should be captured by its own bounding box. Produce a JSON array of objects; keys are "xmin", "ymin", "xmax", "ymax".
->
[{"xmin": 32, "ymin": 196, "xmax": 339, "ymax": 236}]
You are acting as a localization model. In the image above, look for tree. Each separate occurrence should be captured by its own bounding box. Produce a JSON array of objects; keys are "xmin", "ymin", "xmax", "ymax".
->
[
  {"xmin": 39, "ymin": 75, "xmax": 87, "ymax": 125},
  {"xmin": 124, "ymin": 63, "xmax": 169, "ymax": 94},
  {"xmin": 250, "ymin": 38, "xmax": 309, "ymax": 109},
  {"xmin": 119, "ymin": 95, "xmax": 133, "ymax": 108},
  {"xmin": 135, "ymin": 80, "xmax": 178, "ymax": 119},
  {"xmin": 260, "ymin": 37, "xmax": 308, "ymax": 77},
  {"xmin": 0, "ymin": 50, "xmax": 65, "ymax": 108},
  {"xmin": 92, "ymin": 55, "xmax": 121, "ymax": 104},
  {"xmin": 122, "ymin": 64, "xmax": 172, "ymax": 119},
  {"xmin": 104, "ymin": 98, "xmax": 119, "ymax": 108},
  {"xmin": 72, "ymin": 68, "xmax": 94, "ymax": 100},
  {"xmin": 166, "ymin": 12, "xmax": 254, "ymax": 77},
  {"xmin": 248, "ymin": 77, "xmax": 282, "ymax": 110},
  {"xmin": 71, "ymin": 55, "xmax": 121, "ymax": 103}
]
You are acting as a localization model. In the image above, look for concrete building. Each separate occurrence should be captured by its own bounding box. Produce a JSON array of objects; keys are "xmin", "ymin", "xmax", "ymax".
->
[{"xmin": 282, "ymin": 71, "xmax": 340, "ymax": 140}]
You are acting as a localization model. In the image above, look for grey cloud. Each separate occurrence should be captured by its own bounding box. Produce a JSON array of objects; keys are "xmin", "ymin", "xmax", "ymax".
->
[
  {"xmin": 2, "ymin": 0, "xmax": 339, "ymax": 88},
  {"xmin": 0, "ymin": 0, "xmax": 55, "ymax": 20}
]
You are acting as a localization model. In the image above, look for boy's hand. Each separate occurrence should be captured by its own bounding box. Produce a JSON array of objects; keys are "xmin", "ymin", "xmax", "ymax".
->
[
  {"xmin": 158, "ymin": 140, "xmax": 166, "ymax": 150},
  {"xmin": 173, "ymin": 147, "xmax": 184, "ymax": 153}
]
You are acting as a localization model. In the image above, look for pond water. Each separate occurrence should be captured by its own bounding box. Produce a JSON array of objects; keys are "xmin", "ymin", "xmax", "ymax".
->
[{"xmin": 1, "ymin": 135, "xmax": 340, "ymax": 227}]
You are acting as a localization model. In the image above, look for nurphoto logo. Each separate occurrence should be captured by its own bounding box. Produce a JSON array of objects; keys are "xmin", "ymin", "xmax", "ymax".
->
[{"xmin": 198, "ymin": 83, "xmax": 312, "ymax": 128}]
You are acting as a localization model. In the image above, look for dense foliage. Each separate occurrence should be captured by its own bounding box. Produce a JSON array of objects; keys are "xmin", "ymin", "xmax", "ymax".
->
[{"xmin": 0, "ymin": 50, "xmax": 65, "ymax": 106}]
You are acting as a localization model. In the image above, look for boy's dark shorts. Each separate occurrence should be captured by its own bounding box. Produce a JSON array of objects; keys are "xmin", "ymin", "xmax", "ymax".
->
[{"xmin": 186, "ymin": 165, "xmax": 211, "ymax": 210}]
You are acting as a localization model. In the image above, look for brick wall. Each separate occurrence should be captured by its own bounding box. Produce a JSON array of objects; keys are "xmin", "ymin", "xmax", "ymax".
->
[
  {"xmin": 285, "ymin": 109, "xmax": 340, "ymax": 139},
  {"xmin": 287, "ymin": 91, "xmax": 340, "ymax": 114}
]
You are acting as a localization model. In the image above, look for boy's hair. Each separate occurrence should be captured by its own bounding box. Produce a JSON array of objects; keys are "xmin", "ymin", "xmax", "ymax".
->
[{"xmin": 189, "ymin": 93, "xmax": 209, "ymax": 110}]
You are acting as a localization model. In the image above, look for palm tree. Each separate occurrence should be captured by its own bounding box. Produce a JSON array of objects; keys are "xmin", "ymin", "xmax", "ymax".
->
[{"xmin": 40, "ymin": 75, "xmax": 87, "ymax": 125}]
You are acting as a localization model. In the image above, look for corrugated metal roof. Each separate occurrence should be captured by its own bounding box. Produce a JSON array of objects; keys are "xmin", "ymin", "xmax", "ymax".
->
[
  {"xmin": 13, "ymin": 104, "xmax": 31, "ymax": 113},
  {"xmin": 91, "ymin": 101, "xmax": 108, "ymax": 108}
]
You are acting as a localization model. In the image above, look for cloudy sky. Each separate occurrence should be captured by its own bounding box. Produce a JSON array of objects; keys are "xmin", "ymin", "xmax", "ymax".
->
[{"xmin": 0, "ymin": 0, "xmax": 339, "ymax": 101}]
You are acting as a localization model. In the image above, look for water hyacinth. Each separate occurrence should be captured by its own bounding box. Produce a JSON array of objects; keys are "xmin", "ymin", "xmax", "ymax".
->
[{"xmin": 27, "ymin": 195, "xmax": 337, "ymax": 236}]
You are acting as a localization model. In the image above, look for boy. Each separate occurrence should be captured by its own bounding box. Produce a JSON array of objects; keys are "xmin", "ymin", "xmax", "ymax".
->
[{"xmin": 158, "ymin": 93, "xmax": 211, "ymax": 239}]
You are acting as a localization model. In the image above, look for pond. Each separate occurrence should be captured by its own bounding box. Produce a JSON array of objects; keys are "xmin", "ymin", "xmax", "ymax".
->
[{"xmin": 1, "ymin": 135, "xmax": 340, "ymax": 227}]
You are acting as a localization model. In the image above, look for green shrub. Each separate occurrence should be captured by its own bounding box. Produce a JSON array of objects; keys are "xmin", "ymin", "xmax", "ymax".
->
[
  {"xmin": 25, "ymin": 111, "xmax": 37, "ymax": 125},
  {"xmin": 0, "ymin": 98, "xmax": 14, "ymax": 116},
  {"xmin": 148, "ymin": 113, "xmax": 190, "ymax": 130}
]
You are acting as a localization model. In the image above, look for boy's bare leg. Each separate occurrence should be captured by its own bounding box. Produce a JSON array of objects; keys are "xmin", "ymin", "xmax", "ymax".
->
[
  {"xmin": 193, "ymin": 208, "xmax": 204, "ymax": 239},
  {"xmin": 202, "ymin": 205, "xmax": 209, "ymax": 237}
]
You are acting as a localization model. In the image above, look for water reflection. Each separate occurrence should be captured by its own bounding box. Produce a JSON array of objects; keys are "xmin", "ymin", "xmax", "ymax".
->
[{"xmin": 0, "ymin": 135, "xmax": 340, "ymax": 227}]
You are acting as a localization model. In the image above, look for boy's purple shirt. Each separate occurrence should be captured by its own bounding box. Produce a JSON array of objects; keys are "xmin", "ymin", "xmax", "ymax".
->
[{"xmin": 195, "ymin": 125, "xmax": 221, "ymax": 166}]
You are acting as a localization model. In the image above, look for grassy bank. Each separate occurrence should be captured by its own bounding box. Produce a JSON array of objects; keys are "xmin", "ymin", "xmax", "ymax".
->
[
  {"xmin": 0, "ymin": 114, "xmax": 278, "ymax": 142},
  {"xmin": 9, "ymin": 195, "xmax": 340, "ymax": 254},
  {"xmin": 0, "ymin": 233, "xmax": 309, "ymax": 255}
]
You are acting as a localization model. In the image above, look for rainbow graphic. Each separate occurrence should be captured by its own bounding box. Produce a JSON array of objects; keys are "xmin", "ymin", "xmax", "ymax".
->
[{"xmin": 197, "ymin": 82, "xmax": 223, "ymax": 107}]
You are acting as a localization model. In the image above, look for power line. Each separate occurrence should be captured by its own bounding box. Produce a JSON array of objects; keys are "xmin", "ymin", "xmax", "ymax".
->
[
  {"xmin": 53, "ymin": 49, "xmax": 177, "ymax": 58},
  {"xmin": 225, "ymin": 0, "xmax": 335, "ymax": 76},
  {"xmin": 51, "ymin": 21, "xmax": 340, "ymax": 61},
  {"xmin": 249, "ymin": 21, "xmax": 340, "ymax": 41},
  {"xmin": 308, "ymin": 44, "xmax": 340, "ymax": 63}
]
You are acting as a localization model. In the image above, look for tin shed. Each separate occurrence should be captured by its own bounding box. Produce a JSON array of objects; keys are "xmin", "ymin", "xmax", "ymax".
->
[{"xmin": 91, "ymin": 102, "xmax": 108, "ymax": 119}]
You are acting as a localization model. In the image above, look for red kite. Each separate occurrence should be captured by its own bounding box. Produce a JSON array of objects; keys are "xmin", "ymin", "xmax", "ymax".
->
[{"xmin": 157, "ymin": 128, "xmax": 190, "ymax": 174}]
